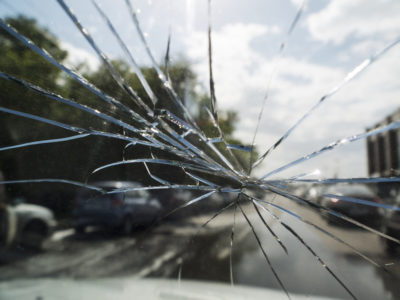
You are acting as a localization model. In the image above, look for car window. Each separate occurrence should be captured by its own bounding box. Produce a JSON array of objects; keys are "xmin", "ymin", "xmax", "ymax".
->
[{"xmin": 1, "ymin": 1, "xmax": 400, "ymax": 300}]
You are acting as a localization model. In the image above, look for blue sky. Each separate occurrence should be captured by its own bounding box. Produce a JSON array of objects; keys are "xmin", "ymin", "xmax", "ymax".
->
[{"xmin": 1, "ymin": 0, "xmax": 400, "ymax": 178}]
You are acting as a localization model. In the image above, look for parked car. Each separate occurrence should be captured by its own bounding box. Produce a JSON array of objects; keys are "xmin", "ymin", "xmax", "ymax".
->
[
  {"xmin": 320, "ymin": 184, "xmax": 382, "ymax": 226},
  {"xmin": 381, "ymin": 193, "xmax": 400, "ymax": 253},
  {"xmin": 2, "ymin": 198, "xmax": 57, "ymax": 249},
  {"xmin": 72, "ymin": 181, "xmax": 162, "ymax": 234}
]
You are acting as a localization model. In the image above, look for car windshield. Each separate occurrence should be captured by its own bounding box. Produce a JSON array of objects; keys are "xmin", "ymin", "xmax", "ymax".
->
[{"xmin": 0, "ymin": 1, "xmax": 400, "ymax": 300}]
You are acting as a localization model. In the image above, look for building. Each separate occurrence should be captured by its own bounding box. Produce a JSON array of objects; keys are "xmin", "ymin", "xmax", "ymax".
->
[{"xmin": 366, "ymin": 108, "xmax": 400, "ymax": 198}]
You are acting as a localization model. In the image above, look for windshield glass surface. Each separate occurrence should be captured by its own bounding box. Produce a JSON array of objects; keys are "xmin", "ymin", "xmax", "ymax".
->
[{"xmin": 0, "ymin": 1, "xmax": 400, "ymax": 300}]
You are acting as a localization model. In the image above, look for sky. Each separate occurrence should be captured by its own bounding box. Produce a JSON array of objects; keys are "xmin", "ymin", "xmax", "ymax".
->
[{"xmin": 1, "ymin": 0, "xmax": 399, "ymax": 179}]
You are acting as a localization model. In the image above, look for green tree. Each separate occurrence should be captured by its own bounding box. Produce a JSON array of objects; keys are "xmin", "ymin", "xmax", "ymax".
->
[
  {"xmin": 0, "ymin": 16, "xmax": 117, "ymax": 211},
  {"xmin": 69, "ymin": 59, "xmax": 256, "ymax": 173},
  {"xmin": 0, "ymin": 15, "xmax": 67, "ymax": 88},
  {"xmin": 0, "ymin": 15, "xmax": 255, "ymax": 213},
  {"xmin": 0, "ymin": 16, "xmax": 67, "ymax": 189}
]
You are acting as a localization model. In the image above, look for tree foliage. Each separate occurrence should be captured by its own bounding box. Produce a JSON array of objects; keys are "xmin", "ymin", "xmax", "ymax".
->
[{"xmin": 0, "ymin": 16, "xmax": 255, "ymax": 212}]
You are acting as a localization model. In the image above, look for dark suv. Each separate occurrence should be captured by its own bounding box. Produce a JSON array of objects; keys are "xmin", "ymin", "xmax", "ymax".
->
[{"xmin": 72, "ymin": 181, "xmax": 161, "ymax": 234}]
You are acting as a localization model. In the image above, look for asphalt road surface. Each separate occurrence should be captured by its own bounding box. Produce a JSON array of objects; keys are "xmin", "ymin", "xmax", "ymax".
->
[{"xmin": 0, "ymin": 198, "xmax": 399, "ymax": 300}]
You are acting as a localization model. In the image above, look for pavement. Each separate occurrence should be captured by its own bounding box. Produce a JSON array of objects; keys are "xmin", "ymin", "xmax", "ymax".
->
[{"xmin": 0, "ymin": 198, "xmax": 399, "ymax": 300}]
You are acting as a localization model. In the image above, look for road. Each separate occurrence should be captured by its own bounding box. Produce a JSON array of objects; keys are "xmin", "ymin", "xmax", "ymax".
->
[{"xmin": 0, "ymin": 197, "xmax": 399, "ymax": 300}]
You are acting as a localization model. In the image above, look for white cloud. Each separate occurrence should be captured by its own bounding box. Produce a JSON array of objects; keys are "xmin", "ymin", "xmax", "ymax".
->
[
  {"xmin": 350, "ymin": 40, "xmax": 387, "ymax": 56},
  {"xmin": 290, "ymin": 0, "xmax": 308, "ymax": 10},
  {"xmin": 306, "ymin": 0, "xmax": 400, "ymax": 45},
  {"xmin": 186, "ymin": 23, "xmax": 282, "ymax": 108},
  {"xmin": 61, "ymin": 42, "xmax": 100, "ymax": 71},
  {"xmin": 184, "ymin": 21, "xmax": 400, "ymax": 178},
  {"xmin": 290, "ymin": 0, "xmax": 304, "ymax": 7}
]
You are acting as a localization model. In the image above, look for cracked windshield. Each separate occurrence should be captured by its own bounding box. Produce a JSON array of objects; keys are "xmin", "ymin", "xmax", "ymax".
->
[{"xmin": 1, "ymin": 0, "xmax": 400, "ymax": 299}]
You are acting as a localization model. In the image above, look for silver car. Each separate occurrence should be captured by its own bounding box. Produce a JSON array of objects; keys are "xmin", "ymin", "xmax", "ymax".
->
[
  {"xmin": 72, "ymin": 181, "xmax": 162, "ymax": 234},
  {"xmin": 1, "ymin": 199, "xmax": 57, "ymax": 249}
]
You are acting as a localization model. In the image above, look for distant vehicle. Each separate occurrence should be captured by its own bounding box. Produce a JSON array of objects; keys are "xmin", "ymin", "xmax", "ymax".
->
[
  {"xmin": 5, "ymin": 198, "xmax": 57, "ymax": 249},
  {"xmin": 302, "ymin": 185, "xmax": 327, "ymax": 205},
  {"xmin": 381, "ymin": 194, "xmax": 400, "ymax": 253},
  {"xmin": 320, "ymin": 184, "xmax": 382, "ymax": 225},
  {"xmin": 72, "ymin": 181, "xmax": 162, "ymax": 234}
]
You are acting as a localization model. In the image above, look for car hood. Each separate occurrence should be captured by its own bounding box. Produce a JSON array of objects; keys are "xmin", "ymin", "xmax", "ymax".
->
[{"xmin": 0, "ymin": 278, "xmax": 336, "ymax": 300}]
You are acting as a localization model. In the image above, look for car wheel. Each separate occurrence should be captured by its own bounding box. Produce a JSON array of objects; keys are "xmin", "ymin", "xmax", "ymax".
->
[
  {"xmin": 21, "ymin": 220, "xmax": 47, "ymax": 249},
  {"xmin": 122, "ymin": 216, "xmax": 132, "ymax": 235}
]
